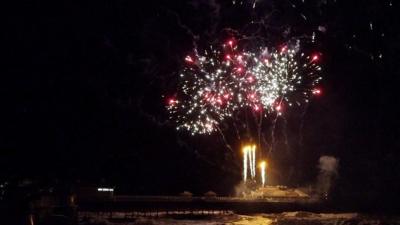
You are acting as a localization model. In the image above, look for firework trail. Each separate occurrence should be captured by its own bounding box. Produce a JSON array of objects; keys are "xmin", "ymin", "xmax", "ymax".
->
[
  {"xmin": 243, "ymin": 146, "xmax": 248, "ymax": 181},
  {"xmin": 242, "ymin": 144, "xmax": 257, "ymax": 182},
  {"xmin": 259, "ymin": 161, "xmax": 267, "ymax": 186},
  {"xmin": 251, "ymin": 145, "xmax": 256, "ymax": 178}
]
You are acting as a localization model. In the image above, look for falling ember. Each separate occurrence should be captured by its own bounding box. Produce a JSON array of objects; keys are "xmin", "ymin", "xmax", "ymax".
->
[
  {"xmin": 236, "ymin": 67, "xmax": 243, "ymax": 73},
  {"xmin": 311, "ymin": 54, "xmax": 319, "ymax": 62},
  {"xmin": 259, "ymin": 161, "xmax": 267, "ymax": 187},
  {"xmin": 227, "ymin": 39, "xmax": 234, "ymax": 47},
  {"xmin": 312, "ymin": 88, "xmax": 322, "ymax": 95},
  {"xmin": 223, "ymin": 93, "xmax": 230, "ymax": 99},
  {"xmin": 246, "ymin": 75, "xmax": 255, "ymax": 83},
  {"xmin": 168, "ymin": 98, "xmax": 178, "ymax": 105},
  {"xmin": 185, "ymin": 55, "xmax": 194, "ymax": 63},
  {"xmin": 263, "ymin": 59, "xmax": 272, "ymax": 67}
]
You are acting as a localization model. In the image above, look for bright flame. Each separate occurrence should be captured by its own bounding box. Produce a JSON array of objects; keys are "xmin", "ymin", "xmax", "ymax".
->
[
  {"xmin": 242, "ymin": 144, "xmax": 256, "ymax": 182},
  {"xmin": 259, "ymin": 161, "xmax": 267, "ymax": 187},
  {"xmin": 251, "ymin": 145, "xmax": 256, "ymax": 179},
  {"xmin": 242, "ymin": 145, "xmax": 249, "ymax": 182}
]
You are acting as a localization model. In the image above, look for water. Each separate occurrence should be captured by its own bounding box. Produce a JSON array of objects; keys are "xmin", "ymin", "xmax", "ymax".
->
[{"xmin": 79, "ymin": 211, "xmax": 400, "ymax": 225}]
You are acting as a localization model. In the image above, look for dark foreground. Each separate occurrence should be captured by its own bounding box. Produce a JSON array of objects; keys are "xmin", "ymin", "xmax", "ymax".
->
[
  {"xmin": 3, "ymin": 195, "xmax": 400, "ymax": 224},
  {"xmin": 80, "ymin": 212, "xmax": 400, "ymax": 225},
  {"xmin": 80, "ymin": 195, "xmax": 319, "ymax": 214}
]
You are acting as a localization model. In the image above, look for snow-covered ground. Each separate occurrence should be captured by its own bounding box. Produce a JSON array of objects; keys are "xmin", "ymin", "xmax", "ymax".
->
[{"xmin": 80, "ymin": 211, "xmax": 400, "ymax": 225}]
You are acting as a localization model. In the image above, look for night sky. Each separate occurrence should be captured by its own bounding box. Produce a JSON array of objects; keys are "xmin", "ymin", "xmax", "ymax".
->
[{"xmin": 3, "ymin": 0, "xmax": 400, "ymax": 204}]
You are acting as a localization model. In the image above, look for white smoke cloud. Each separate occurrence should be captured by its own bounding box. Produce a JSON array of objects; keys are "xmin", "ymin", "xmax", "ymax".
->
[
  {"xmin": 316, "ymin": 155, "xmax": 339, "ymax": 200},
  {"xmin": 318, "ymin": 156, "xmax": 338, "ymax": 173}
]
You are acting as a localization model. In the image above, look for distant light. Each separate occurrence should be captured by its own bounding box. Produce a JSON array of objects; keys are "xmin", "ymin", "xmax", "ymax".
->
[
  {"xmin": 318, "ymin": 26, "xmax": 327, "ymax": 33},
  {"xmin": 98, "ymin": 188, "xmax": 114, "ymax": 192}
]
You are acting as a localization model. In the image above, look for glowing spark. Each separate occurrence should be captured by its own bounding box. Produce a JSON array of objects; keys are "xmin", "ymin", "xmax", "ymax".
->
[
  {"xmin": 185, "ymin": 55, "xmax": 194, "ymax": 63},
  {"xmin": 227, "ymin": 39, "xmax": 234, "ymax": 47},
  {"xmin": 312, "ymin": 32, "xmax": 316, "ymax": 43},
  {"xmin": 311, "ymin": 54, "xmax": 319, "ymax": 62},
  {"xmin": 246, "ymin": 75, "xmax": 255, "ymax": 83},
  {"xmin": 312, "ymin": 88, "xmax": 322, "ymax": 95},
  {"xmin": 168, "ymin": 98, "xmax": 178, "ymax": 105}
]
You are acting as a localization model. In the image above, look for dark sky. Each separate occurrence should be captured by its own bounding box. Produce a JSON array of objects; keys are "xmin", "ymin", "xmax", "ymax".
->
[{"xmin": 2, "ymin": 0, "xmax": 400, "ymax": 200}]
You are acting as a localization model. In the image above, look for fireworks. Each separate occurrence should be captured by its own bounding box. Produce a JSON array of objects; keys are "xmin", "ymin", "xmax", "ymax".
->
[
  {"xmin": 242, "ymin": 144, "xmax": 257, "ymax": 182},
  {"xmin": 166, "ymin": 39, "xmax": 322, "ymax": 135},
  {"xmin": 259, "ymin": 161, "xmax": 267, "ymax": 187},
  {"xmin": 243, "ymin": 145, "xmax": 268, "ymax": 186},
  {"xmin": 243, "ymin": 146, "xmax": 248, "ymax": 182},
  {"xmin": 166, "ymin": 43, "xmax": 241, "ymax": 134}
]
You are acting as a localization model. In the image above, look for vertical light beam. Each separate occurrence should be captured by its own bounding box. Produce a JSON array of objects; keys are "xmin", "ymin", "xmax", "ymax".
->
[
  {"xmin": 259, "ymin": 161, "xmax": 267, "ymax": 187},
  {"xmin": 251, "ymin": 145, "xmax": 256, "ymax": 178},
  {"xmin": 243, "ymin": 146, "xmax": 249, "ymax": 182}
]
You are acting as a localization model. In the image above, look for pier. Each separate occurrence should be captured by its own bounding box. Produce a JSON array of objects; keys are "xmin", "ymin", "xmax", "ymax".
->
[{"xmin": 78, "ymin": 195, "xmax": 321, "ymax": 216}]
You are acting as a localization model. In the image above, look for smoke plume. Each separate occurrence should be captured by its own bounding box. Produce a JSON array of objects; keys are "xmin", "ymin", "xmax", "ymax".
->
[{"xmin": 316, "ymin": 155, "xmax": 339, "ymax": 200}]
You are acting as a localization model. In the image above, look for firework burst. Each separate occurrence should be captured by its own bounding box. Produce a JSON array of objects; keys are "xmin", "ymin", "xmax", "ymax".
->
[{"xmin": 167, "ymin": 39, "xmax": 322, "ymax": 136}]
